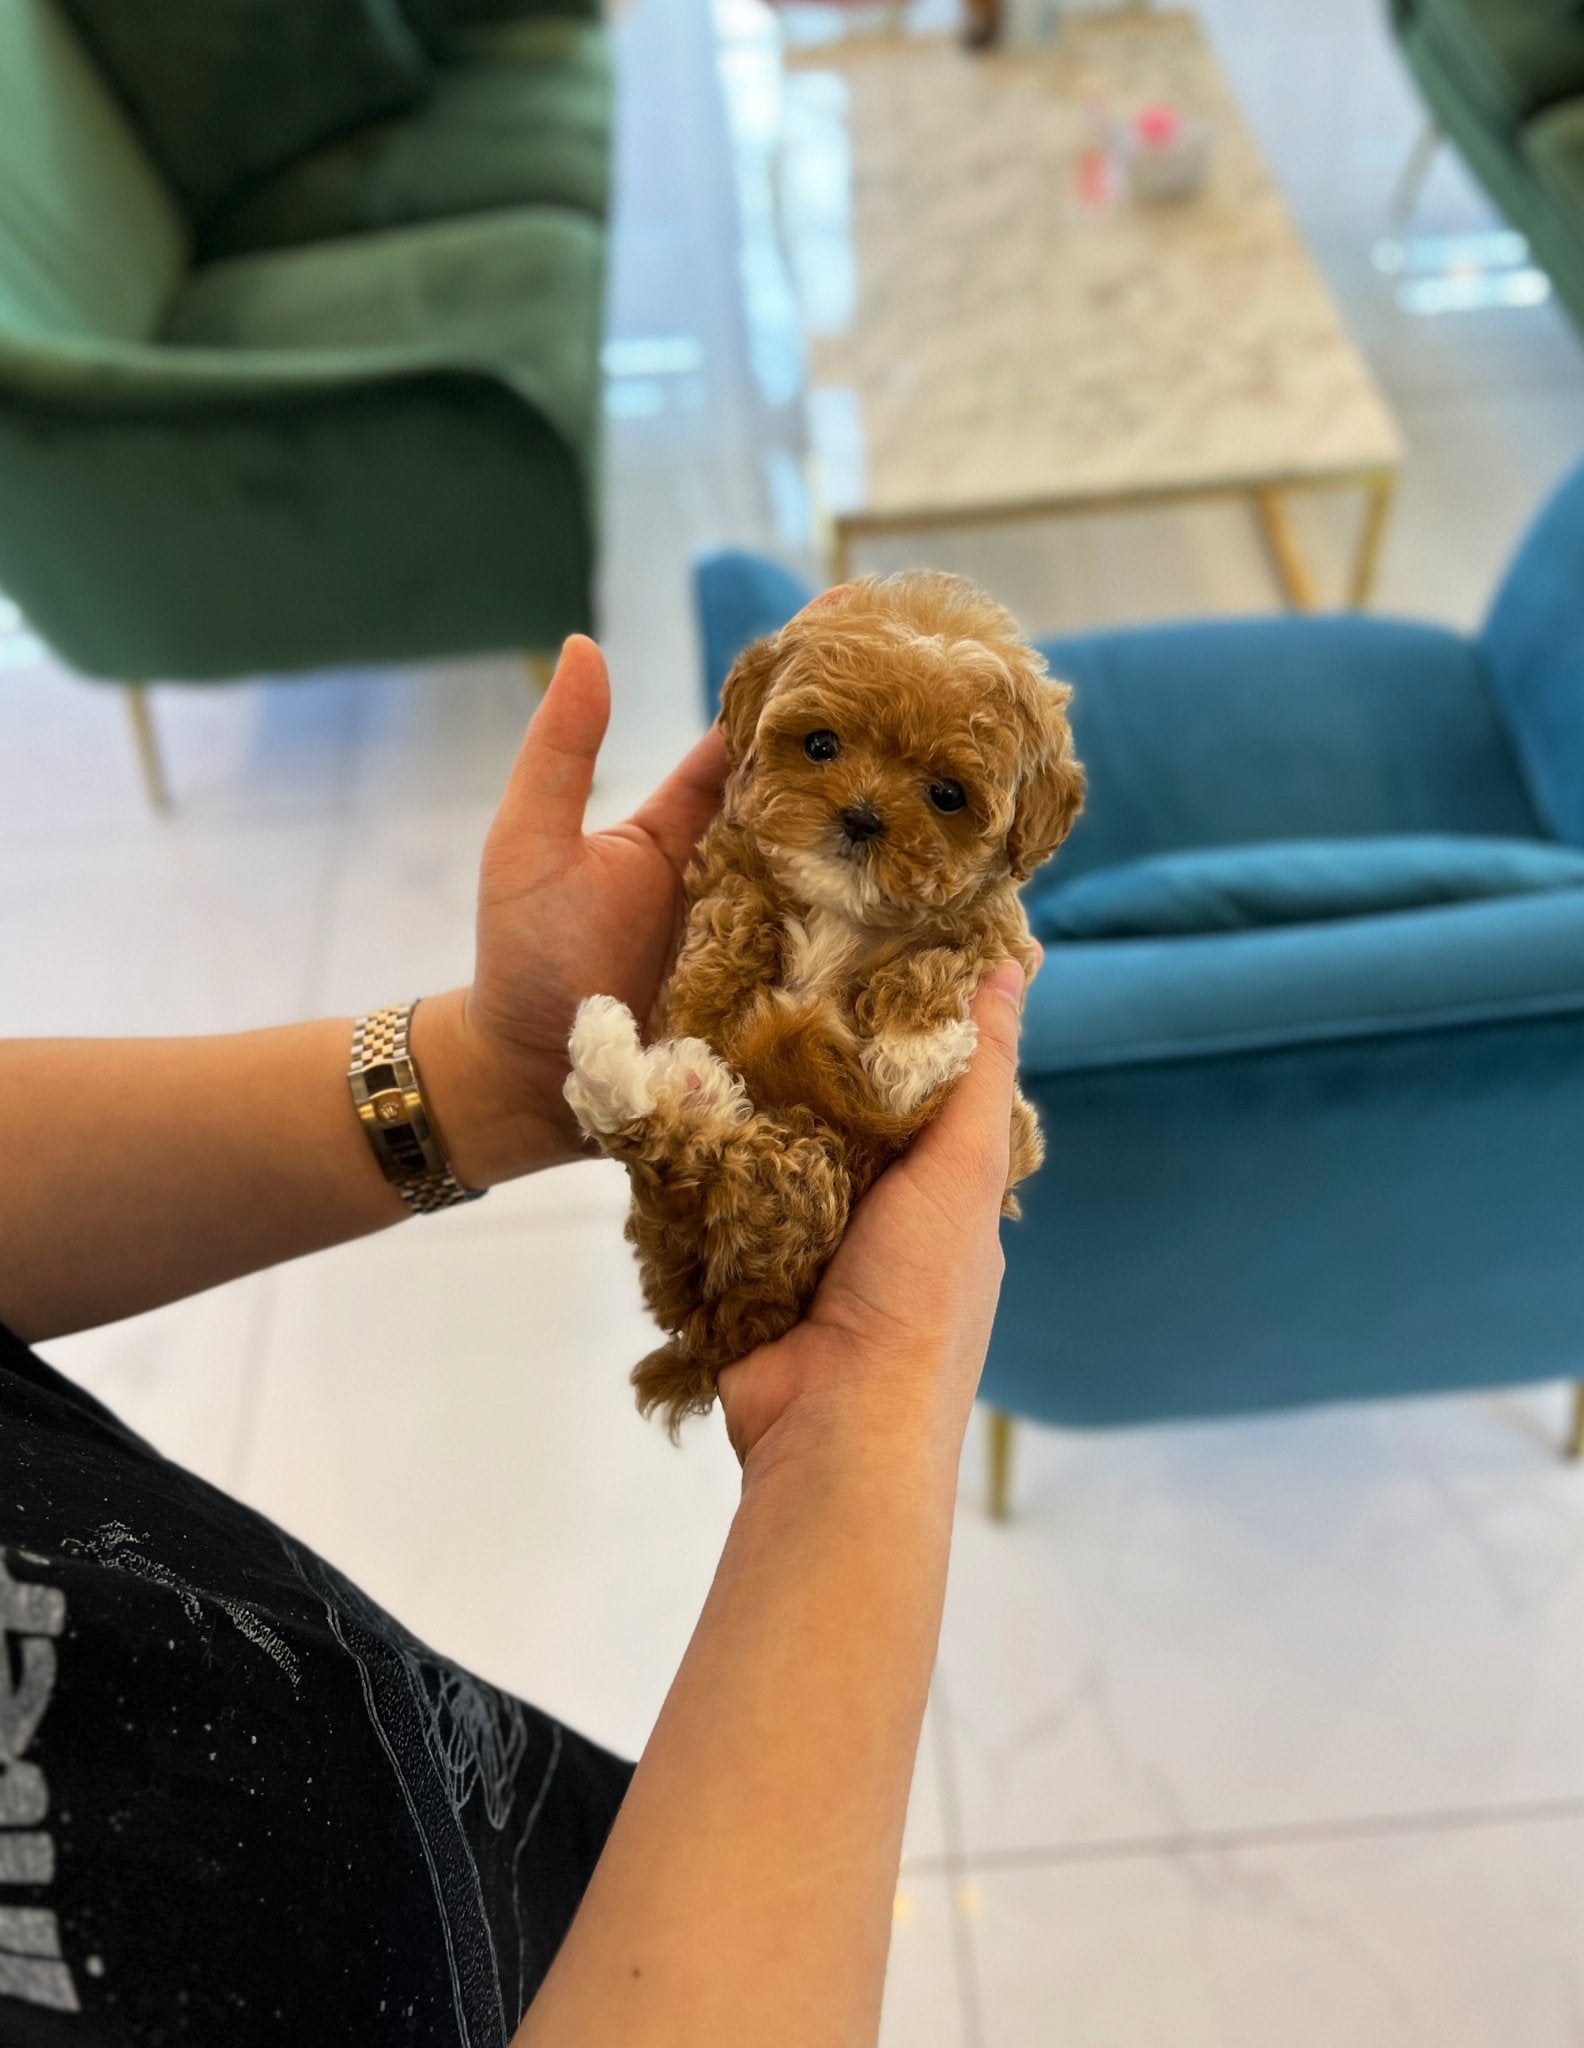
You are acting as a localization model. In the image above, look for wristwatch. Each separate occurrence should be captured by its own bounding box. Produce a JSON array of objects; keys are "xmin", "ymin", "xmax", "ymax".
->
[{"xmin": 347, "ymin": 1001, "xmax": 485, "ymax": 1215}]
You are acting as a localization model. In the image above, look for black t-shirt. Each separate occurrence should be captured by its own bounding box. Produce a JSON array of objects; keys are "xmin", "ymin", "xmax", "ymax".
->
[{"xmin": 0, "ymin": 1323, "xmax": 630, "ymax": 2046}]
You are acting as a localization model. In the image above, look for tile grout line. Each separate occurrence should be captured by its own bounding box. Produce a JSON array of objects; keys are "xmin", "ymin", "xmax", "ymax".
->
[
  {"xmin": 224, "ymin": 700, "xmax": 358, "ymax": 1494},
  {"xmin": 926, "ymin": 1666, "xmax": 988, "ymax": 2048},
  {"xmin": 896, "ymin": 1789, "xmax": 1584, "ymax": 1882},
  {"xmin": 294, "ymin": 808, "xmax": 357, "ymax": 1024},
  {"xmin": 292, "ymin": 660, "xmax": 379, "ymax": 1022}
]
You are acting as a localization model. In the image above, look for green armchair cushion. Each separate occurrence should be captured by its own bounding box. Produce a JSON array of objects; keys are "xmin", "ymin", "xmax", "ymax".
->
[
  {"xmin": 0, "ymin": 366, "xmax": 596, "ymax": 678},
  {"xmin": 201, "ymin": 19, "xmax": 611, "ymax": 259},
  {"xmin": 1406, "ymin": 0, "xmax": 1584, "ymax": 135},
  {"xmin": 54, "ymin": 0, "xmax": 432, "ymax": 226},
  {"xmin": 1525, "ymin": 96, "xmax": 1584, "ymax": 217},
  {"xmin": 0, "ymin": 0, "xmax": 187, "ymax": 342},
  {"xmin": 0, "ymin": 207, "xmax": 607, "ymax": 677},
  {"xmin": 163, "ymin": 206, "xmax": 603, "ymax": 467},
  {"xmin": 397, "ymin": 0, "xmax": 602, "ymax": 58},
  {"xmin": 1030, "ymin": 835, "xmax": 1584, "ymax": 942}
]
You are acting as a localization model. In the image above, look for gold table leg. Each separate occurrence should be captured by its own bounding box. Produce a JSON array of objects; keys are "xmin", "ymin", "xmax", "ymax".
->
[
  {"xmin": 1348, "ymin": 473, "xmax": 1397, "ymax": 611},
  {"xmin": 987, "ymin": 1407, "xmax": 1015, "ymax": 1521},
  {"xmin": 124, "ymin": 683, "xmax": 171, "ymax": 814},
  {"xmin": 1251, "ymin": 488, "xmax": 1321, "ymax": 613},
  {"xmin": 1567, "ymin": 1382, "xmax": 1584, "ymax": 1462}
]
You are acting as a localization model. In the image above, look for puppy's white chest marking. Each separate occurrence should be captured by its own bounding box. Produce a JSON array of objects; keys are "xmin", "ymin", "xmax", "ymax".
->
[
  {"xmin": 862, "ymin": 1014, "xmax": 978, "ymax": 1119},
  {"xmin": 780, "ymin": 907, "xmax": 861, "ymax": 1003}
]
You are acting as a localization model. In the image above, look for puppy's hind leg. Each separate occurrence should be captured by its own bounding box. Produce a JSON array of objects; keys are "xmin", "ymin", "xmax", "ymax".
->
[
  {"xmin": 564, "ymin": 994, "xmax": 751, "ymax": 1152},
  {"xmin": 564, "ymin": 996, "xmax": 851, "ymax": 1436},
  {"xmin": 1002, "ymin": 1085, "xmax": 1045, "ymax": 1219},
  {"xmin": 627, "ymin": 1110, "xmax": 852, "ymax": 1437}
]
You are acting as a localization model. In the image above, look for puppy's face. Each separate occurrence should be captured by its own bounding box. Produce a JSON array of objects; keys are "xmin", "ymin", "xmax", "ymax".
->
[{"xmin": 719, "ymin": 574, "xmax": 1083, "ymax": 925}]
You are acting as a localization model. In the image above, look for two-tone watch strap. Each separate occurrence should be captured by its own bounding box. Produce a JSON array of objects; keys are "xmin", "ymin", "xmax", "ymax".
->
[{"xmin": 347, "ymin": 1002, "xmax": 484, "ymax": 1215}]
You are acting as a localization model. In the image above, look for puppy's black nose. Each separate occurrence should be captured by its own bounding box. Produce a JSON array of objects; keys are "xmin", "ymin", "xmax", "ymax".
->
[{"xmin": 840, "ymin": 803, "xmax": 885, "ymax": 845}]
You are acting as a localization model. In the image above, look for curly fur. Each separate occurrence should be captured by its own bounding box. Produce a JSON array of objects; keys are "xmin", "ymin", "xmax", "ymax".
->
[{"xmin": 566, "ymin": 572, "xmax": 1085, "ymax": 1433}]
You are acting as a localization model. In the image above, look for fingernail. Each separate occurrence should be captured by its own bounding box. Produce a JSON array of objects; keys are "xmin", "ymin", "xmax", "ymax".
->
[{"xmin": 987, "ymin": 959, "xmax": 1024, "ymax": 1000}]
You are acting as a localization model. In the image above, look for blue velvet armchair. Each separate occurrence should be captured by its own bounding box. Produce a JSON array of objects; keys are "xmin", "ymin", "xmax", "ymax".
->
[{"xmin": 695, "ymin": 455, "xmax": 1584, "ymax": 1510}]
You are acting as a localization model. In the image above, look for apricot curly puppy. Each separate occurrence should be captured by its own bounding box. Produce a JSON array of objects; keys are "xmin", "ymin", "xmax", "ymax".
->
[{"xmin": 565, "ymin": 572, "xmax": 1084, "ymax": 1434}]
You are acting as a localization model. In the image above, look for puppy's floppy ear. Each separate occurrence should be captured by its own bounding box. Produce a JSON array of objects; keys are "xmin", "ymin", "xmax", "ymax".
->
[
  {"xmin": 718, "ymin": 632, "xmax": 782, "ymax": 767},
  {"xmin": 1006, "ymin": 678, "xmax": 1085, "ymax": 882}
]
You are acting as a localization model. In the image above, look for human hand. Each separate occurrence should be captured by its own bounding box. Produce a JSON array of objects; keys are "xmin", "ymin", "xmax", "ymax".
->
[
  {"xmin": 717, "ymin": 958, "xmax": 1033, "ymax": 1478},
  {"xmin": 414, "ymin": 637, "xmax": 728, "ymax": 1187}
]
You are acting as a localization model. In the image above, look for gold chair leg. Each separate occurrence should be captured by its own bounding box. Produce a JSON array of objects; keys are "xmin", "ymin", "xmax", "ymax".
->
[
  {"xmin": 1348, "ymin": 473, "xmax": 1397, "ymax": 611},
  {"xmin": 523, "ymin": 652, "xmax": 555, "ymax": 693},
  {"xmin": 124, "ymin": 683, "xmax": 171, "ymax": 813},
  {"xmin": 987, "ymin": 1408, "xmax": 1015, "ymax": 1521},
  {"xmin": 1251, "ymin": 488, "xmax": 1321, "ymax": 613},
  {"xmin": 1567, "ymin": 1382, "xmax": 1584, "ymax": 1462},
  {"xmin": 1387, "ymin": 117, "xmax": 1440, "ymax": 231}
]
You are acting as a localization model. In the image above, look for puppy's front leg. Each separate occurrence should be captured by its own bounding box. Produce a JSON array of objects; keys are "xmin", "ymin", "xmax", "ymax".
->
[
  {"xmin": 660, "ymin": 871, "xmax": 783, "ymax": 1043},
  {"xmin": 859, "ymin": 952, "xmax": 1044, "ymax": 1217},
  {"xmin": 855, "ymin": 949, "xmax": 979, "ymax": 1122}
]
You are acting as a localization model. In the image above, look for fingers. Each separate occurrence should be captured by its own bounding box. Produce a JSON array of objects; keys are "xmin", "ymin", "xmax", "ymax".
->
[
  {"xmin": 494, "ymin": 635, "xmax": 610, "ymax": 846},
  {"xmin": 906, "ymin": 962, "xmax": 1026, "ymax": 1201},
  {"xmin": 631, "ymin": 721, "xmax": 730, "ymax": 873}
]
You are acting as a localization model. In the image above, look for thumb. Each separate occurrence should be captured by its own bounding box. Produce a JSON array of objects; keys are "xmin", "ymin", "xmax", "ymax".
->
[
  {"xmin": 907, "ymin": 960, "xmax": 1025, "ymax": 1197},
  {"xmin": 493, "ymin": 634, "xmax": 610, "ymax": 847}
]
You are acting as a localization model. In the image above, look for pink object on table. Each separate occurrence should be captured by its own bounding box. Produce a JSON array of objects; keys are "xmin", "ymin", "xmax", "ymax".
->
[
  {"xmin": 1126, "ymin": 100, "xmax": 1209, "ymax": 202},
  {"xmin": 1134, "ymin": 103, "xmax": 1182, "ymax": 149}
]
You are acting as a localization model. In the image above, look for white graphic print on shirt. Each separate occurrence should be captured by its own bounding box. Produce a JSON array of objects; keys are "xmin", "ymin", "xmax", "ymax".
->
[{"xmin": 0, "ymin": 1549, "xmax": 78, "ymax": 2013}]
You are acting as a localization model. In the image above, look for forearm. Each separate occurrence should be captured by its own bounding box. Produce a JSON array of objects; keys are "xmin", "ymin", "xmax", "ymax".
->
[
  {"xmin": 1, "ymin": 989, "xmax": 565, "ymax": 1342},
  {"xmin": 516, "ymin": 1413, "xmax": 959, "ymax": 2048}
]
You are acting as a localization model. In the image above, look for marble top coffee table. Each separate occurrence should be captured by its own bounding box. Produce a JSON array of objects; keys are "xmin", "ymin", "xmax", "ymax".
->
[{"xmin": 776, "ymin": 9, "xmax": 1404, "ymax": 606}]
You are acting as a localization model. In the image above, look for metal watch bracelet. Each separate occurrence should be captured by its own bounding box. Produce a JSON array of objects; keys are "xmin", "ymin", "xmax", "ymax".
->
[{"xmin": 347, "ymin": 1001, "xmax": 485, "ymax": 1215}]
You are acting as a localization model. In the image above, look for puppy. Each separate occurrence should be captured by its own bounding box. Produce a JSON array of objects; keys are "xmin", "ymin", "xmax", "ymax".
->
[{"xmin": 565, "ymin": 572, "xmax": 1084, "ymax": 1434}]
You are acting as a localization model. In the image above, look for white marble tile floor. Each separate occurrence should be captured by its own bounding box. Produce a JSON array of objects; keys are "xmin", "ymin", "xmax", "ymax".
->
[{"xmin": 8, "ymin": 0, "xmax": 1584, "ymax": 2039}]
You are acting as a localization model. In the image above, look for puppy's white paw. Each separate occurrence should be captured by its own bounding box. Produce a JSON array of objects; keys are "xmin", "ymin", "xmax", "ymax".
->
[
  {"xmin": 564, "ymin": 999, "xmax": 754, "ymax": 1140},
  {"xmin": 564, "ymin": 995, "xmax": 654, "ymax": 1135},
  {"xmin": 646, "ymin": 1035, "xmax": 753, "ymax": 1128},
  {"xmin": 863, "ymin": 1014, "xmax": 979, "ymax": 1119}
]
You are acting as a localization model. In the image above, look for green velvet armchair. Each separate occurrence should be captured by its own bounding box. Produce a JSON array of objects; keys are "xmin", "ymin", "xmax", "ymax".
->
[
  {"xmin": 0, "ymin": 0, "xmax": 610, "ymax": 805},
  {"xmin": 1389, "ymin": 0, "xmax": 1584, "ymax": 342}
]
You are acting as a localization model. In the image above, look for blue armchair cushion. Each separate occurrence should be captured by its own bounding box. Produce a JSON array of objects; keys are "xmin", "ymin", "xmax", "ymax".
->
[
  {"xmin": 1030, "ymin": 833, "xmax": 1584, "ymax": 941},
  {"xmin": 1023, "ymin": 889, "xmax": 1584, "ymax": 1074}
]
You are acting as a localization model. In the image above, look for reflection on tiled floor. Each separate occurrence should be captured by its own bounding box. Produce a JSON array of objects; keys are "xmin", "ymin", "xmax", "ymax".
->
[{"xmin": 9, "ymin": 0, "xmax": 1584, "ymax": 2040}]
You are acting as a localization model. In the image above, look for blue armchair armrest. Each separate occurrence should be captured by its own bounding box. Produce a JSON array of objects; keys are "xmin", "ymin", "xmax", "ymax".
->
[{"xmin": 1045, "ymin": 615, "xmax": 1545, "ymax": 882}]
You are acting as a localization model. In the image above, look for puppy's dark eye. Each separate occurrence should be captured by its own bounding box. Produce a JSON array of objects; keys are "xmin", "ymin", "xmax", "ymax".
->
[
  {"xmin": 926, "ymin": 779, "xmax": 967, "ymax": 814},
  {"xmin": 804, "ymin": 730, "xmax": 841, "ymax": 762}
]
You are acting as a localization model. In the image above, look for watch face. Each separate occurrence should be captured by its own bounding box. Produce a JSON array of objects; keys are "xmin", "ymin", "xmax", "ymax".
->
[{"xmin": 386, "ymin": 1128, "xmax": 428, "ymax": 1178}]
